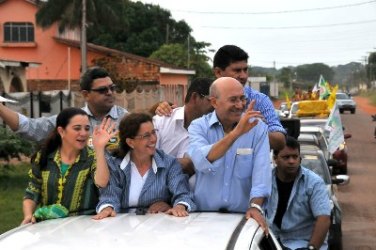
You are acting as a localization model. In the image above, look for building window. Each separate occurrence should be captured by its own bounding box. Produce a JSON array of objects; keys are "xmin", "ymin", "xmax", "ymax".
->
[{"xmin": 4, "ymin": 22, "xmax": 34, "ymax": 43}]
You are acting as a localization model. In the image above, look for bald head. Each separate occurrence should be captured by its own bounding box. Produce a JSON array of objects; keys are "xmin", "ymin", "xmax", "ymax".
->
[
  {"xmin": 210, "ymin": 77, "xmax": 243, "ymax": 99},
  {"xmin": 209, "ymin": 77, "xmax": 246, "ymax": 127}
]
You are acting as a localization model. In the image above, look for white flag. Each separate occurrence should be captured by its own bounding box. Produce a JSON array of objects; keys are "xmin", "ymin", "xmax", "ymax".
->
[{"xmin": 325, "ymin": 104, "xmax": 344, "ymax": 154}]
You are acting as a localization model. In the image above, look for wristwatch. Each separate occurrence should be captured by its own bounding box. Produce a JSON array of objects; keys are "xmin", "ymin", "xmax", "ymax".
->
[
  {"xmin": 249, "ymin": 203, "xmax": 264, "ymax": 216},
  {"xmin": 308, "ymin": 244, "xmax": 317, "ymax": 250}
]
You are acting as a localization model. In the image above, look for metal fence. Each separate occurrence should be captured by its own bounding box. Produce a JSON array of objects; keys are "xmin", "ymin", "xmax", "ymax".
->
[{"xmin": 1, "ymin": 84, "xmax": 185, "ymax": 122}]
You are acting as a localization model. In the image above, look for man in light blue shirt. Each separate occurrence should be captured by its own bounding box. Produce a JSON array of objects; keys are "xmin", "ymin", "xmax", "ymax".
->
[
  {"xmin": 188, "ymin": 77, "xmax": 271, "ymax": 234},
  {"xmin": 0, "ymin": 67, "xmax": 128, "ymax": 146},
  {"xmin": 267, "ymin": 136, "xmax": 331, "ymax": 250}
]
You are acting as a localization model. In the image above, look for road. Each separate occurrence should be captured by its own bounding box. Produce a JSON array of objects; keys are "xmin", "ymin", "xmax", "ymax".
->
[{"xmin": 336, "ymin": 101, "xmax": 376, "ymax": 249}]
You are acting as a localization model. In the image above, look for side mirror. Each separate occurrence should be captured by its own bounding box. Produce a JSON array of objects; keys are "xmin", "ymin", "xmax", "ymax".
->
[
  {"xmin": 344, "ymin": 133, "xmax": 352, "ymax": 139},
  {"xmin": 332, "ymin": 175, "xmax": 350, "ymax": 186}
]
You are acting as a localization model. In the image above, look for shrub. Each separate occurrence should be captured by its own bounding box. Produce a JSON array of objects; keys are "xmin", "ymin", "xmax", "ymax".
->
[{"xmin": 0, "ymin": 126, "xmax": 35, "ymax": 163}]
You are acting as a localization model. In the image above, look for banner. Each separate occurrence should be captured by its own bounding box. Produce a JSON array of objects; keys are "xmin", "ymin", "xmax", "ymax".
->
[{"xmin": 325, "ymin": 104, "xmax": 344, "ymax": 154}]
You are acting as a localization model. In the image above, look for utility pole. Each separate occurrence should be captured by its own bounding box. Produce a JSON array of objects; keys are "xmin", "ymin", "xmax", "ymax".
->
[
  {"xmin": 165, "ymin": 24, "xmax": 169, "ymax": 44},
  {"xmin": 81, "ymin": 0, "xmax": 87, "ymax": 74},
  {"xmin": 187, "ymin": 34, "xmax": 190, "ymax": 69}
]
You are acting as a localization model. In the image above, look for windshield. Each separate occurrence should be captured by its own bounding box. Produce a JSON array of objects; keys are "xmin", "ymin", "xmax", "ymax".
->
[
  {"xmin": 301, "ymin": 155, "xmax": 331, "ymax": 184},
  {"xmin": 336, "ymin": 93, "xmax": 349, "ymax": 99}
]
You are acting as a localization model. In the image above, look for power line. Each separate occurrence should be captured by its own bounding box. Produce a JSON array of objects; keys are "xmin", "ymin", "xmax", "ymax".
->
[
  {"xmin": 173, "ymin": 0, "xmax": 376, "ymax": 15},
  {"xmin": 202, "ymin": 19, "xmax": 376, "ymax": 30}
]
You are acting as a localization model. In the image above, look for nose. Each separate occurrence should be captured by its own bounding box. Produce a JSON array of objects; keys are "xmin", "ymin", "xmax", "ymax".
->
[{"xmin": 238, "ymin": 70, "xmax": 248, "ymax": 83}]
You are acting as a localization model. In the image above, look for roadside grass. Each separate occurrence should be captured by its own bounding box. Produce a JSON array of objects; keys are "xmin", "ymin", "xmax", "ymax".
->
[
  {"xmin": 359, "ymin": 89, "xmax": 376, "ymax": 106},
  {"xmin": 0, "ymin": 162, "xmax": 30, "ymax": 234}
]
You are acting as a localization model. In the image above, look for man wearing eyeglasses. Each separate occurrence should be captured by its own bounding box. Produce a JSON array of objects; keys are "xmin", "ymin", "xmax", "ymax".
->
[
  {"xmin": 0, "ymin": 67, "xmax": 128, "ymax": 145},
  {"xmin": 188, "ymin": 77, "xmax": 271, "ymax": 235},
  {"xmin": 155, "ymin": 45, "xmax": 286, "ymax": 151}
]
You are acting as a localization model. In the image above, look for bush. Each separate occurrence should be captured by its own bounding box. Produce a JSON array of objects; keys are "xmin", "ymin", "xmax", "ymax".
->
[{"xmin": 0, "ymin": 127, "xmax": 36, "ymax": 163}]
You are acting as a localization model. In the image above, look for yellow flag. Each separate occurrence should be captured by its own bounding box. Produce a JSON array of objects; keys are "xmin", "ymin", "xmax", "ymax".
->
[
  {"xmin": 285, "ymin": 92, "xmax": 291, "ymax": 109},
  {"xmin": 327, "ymin": 84, "xmax": 338, "ymax": 110}
]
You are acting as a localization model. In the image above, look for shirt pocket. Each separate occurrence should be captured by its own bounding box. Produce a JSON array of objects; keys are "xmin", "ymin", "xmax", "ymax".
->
[{"xmin": 234, "ymin": 154, "xmax": 253, "ymax": 179}]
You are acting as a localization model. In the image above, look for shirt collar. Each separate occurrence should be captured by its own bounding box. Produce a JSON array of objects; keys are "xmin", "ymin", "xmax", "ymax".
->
[
  {"xmin": 208, "ymin": 111, "xmax": 221, "ymax": 127},
  {"xmin": 120, "ymin": 152, "xmax": 158, "ymax": 174},
  {"xmin": 82, "ymin": 104, "xmax": 119, "ymax": 119}
]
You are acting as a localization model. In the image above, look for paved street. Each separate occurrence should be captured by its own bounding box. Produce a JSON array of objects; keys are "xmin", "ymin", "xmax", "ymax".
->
[{"xmin": 337, "ymin": 100, "xmax": 376, "ymax": 250}]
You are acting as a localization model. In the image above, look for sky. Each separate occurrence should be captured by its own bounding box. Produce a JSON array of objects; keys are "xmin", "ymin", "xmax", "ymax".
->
[{"xmin": 136, "ymin": 0, "xmax": 376, "ymax": 69}]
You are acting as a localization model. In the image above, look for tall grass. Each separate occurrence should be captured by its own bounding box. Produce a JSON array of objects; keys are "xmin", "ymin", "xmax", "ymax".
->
[
  {"xmin": 359, "ymin": 89, "xmax": 376, "ymax": 106},
  {"xmin": 0, "ymin": 162, "xmax": 30, "ymax": 234}
]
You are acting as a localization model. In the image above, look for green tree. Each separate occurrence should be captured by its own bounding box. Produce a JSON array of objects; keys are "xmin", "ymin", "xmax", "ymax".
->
[
  {"xmin": 296, "ymin": 63, "xmax": 334, "ymax": 84},
  {"xmin": 35, "ymin": 0, "xmax": 120, "ymax": 32},
  {"xmin": 150, "ymin": 43, "xmax": 212, "ymax": 78},
  {"xmin": 367, "ymin": 52, "xmax": 376, "ymax": 88},
  {"xmin": 278, "ymin": 67, "xmax": 293, "ymax": 89},
  {"xmin": 0, "ymin": 127, "xmax": 35, "ymax": 163}
]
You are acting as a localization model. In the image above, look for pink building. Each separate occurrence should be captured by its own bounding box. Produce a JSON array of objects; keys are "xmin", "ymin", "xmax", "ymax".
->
[{"xmin": 0, "ymin": 0, "xmax": 194, "ymax": 104}]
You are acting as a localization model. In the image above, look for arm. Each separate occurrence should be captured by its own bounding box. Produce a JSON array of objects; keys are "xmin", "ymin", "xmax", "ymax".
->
[
  {"xmin": 154, "ymin": 101, "xmax": 177, "ymax": 116},
  {"xmin": 92, "ymin": 118, "xmax": 118, "ymax": 188},
  {"xmin": 251, "ymin": 94, "xmax": 286, "ymax": 151},
  {"xmin": 245, "ymin": 197, "xmax": 269, "ymax": 236},
  {"xmin": 4, "ymin": 104, "xmax": 57, "ymax": 143},
  {"xmin": 0, "ymin": 103, "xmax": 20, "ymax": 131},
  {"xmin": 308, "ymin": 215, "xmax": 331, "ymax": 249},
  {"xmin": 178, "ymin": 157, "xmax": 195, "ymax": 176},
  {"xmin": 309, "ymin": 177, "xmax": 332, "ymax": 248},
  {"xmin": 166, "ymin": 156, "xmax": 196, "ymax": 213},
  {"xmin": 22, "ymin": 157, "xmax": 42, "ymax": 224},
  {"xmin": 95, "ymin": 157, "xmax": 124, "ymax": 215},
  {"xmin": 21, "ymin": 199, "xmax": 37, "ymax": 224},
  {"xmin": 269, "ymin": 131, "xmax": 286, "ymax": 151},
  {"xmin": 207, "ymin": 102, "xmax": 261, "ymax": 162}
]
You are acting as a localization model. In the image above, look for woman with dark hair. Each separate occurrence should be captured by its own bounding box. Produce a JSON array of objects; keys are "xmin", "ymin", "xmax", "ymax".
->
[
  {"xmin": 94, "ymin": 112, "xmax": 195, "ymax": 219},
  {"xmin": 22, "ymin": 107, "xmax": 116, "ymax": 224}
]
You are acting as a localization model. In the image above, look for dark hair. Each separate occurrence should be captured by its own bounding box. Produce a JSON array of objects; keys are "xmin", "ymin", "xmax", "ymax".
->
[
  {"xmin": 35, "ymin": 108, "xmax": 88, "ymax": 169},
  {"xmin": 273, "ymin": 136, "xmax": 300, "ymax": 156},
  {"xmin": 185, "ymin": 77, "xmax": 214, "ymax": 103},
  {"xmin": 116, "ymin": 112, "xmax": 153, "ymax": 157},
  {"xmin": 80, "ymin": 66, "xmax": 110, "ymax": 91},
  {"xmin": 213, "ymin": 45, "xmax": 249, "ymax": 70}
]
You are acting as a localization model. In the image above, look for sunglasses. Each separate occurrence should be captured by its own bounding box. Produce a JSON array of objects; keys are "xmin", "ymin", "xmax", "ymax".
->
[{"xmin": 90, "ymin": 84, "xmax": 117, "ymax": 94}]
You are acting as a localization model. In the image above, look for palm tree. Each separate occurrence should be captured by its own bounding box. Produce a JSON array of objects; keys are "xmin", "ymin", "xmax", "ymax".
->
[{"xmin": 35, "ymin": 0, "xmax": 120, "ymax": 73}]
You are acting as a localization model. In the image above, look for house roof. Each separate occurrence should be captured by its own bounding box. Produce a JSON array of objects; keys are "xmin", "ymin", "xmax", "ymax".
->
[{"xmin": 54, "ymin": 37, "xmax": 195, "ymax": 75}]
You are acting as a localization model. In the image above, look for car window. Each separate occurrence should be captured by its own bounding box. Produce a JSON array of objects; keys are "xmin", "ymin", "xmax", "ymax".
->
[{"xmin": 336, "ymin": 93, "xmax": 349, "ymax": 99}]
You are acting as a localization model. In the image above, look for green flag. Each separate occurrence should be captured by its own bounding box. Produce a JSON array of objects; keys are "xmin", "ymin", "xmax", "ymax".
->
[{"xmin": 318, "ymin": 75, "xmax": 330, "ymax": 100}]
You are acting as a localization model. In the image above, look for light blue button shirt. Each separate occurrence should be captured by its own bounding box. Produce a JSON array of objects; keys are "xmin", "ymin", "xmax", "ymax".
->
[
  {"xmin": 266, "ymin": 167, "xmax": 331, "ymax": 250},
  {"xmin": 244, "ymin": 86, "xmax": 286, "ymax": 134},
  {"xmin": 188, "ymin": 111, "xmax": 271, "ymax": 213}
]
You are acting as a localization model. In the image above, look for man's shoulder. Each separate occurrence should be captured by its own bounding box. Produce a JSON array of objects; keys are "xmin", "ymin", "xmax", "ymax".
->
[
  {"xmin": 244, "ymin": 86, "xmax": 269, "ymax": 99},
  {"xmin": 301, "ymin": 167, "xmax": 325, "ymax": 184},
  {"xmin": 154, "ymin": 106, "xmax": 184, "ymax": 121}
]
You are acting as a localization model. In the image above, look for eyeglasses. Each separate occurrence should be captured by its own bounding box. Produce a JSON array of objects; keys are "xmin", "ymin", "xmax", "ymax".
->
[
  {"xmin": 133, "ymin": 129, "xmax": 158, "ymax": 140},
  {"xmin": 90, "ymin": 84, "xmax": 117, "ymax": 94},
  {"xmin": 228, "ymin": 95, "xmax": 247, "ymax": 104}
]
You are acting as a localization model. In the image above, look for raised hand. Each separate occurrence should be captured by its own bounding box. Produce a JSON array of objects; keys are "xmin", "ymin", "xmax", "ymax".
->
[
  {"xmin": 233, "ymin": 100, "xmax": 263, "ymax": 137},
  {"xmin": 92, "ymin": 117, "xmax": 118, "ymax": 150},
  {"xmin": 155, "ymin": 101, "xmax": 177, "ymax": 116}
]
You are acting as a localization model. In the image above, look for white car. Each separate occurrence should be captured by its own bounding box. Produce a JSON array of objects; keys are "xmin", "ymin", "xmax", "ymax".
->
[
  {"xmin": 336, "ymin": 93, "xmax": 356, "ymax": 114},
  {"xmin": 0, "ymin": 212, "xmax": 282, "ymax": 250}
]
